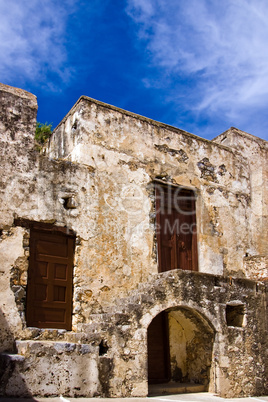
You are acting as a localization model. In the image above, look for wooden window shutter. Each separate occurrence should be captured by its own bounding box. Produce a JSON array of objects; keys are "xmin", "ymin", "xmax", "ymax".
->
[
  {"xmin": 26, "ymin": 227, "xmax": 75, "ymax": 330},
  {"xmin": 155, "ymin": 183, "xmax": 198, "ymax": 272}
]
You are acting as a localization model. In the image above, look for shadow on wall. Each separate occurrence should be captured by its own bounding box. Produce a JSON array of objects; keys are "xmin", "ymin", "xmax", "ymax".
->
[{"xmin": 0, "ymin": 308, "xmax": 36, "ymax": 399}]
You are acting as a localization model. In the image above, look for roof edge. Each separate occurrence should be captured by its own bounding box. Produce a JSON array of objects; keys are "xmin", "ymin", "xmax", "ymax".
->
[
  {"xmin": 0, "ymin": 82, "xmax": 37, "ymax": 103},
  {"xmin": 52, "ymin": 95, "xmax": 234, "ymax": 153},
  {"xmin": 213, "ymin": 126, "xmax": 267, "ymax": 145}
]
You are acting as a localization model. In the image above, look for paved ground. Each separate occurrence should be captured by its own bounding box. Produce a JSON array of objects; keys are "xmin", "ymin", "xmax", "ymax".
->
[{"xmin": 1, "ymin": 393, "xmax": 268, "ymax": 402}]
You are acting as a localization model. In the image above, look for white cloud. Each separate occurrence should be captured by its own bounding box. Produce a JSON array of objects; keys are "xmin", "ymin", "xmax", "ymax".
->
[
  {"xmin": 0, "ymin": 0, "xmax": 76, "ymax": 89},
  {"xmin": 126, "ymin": 0, "xmax": 268, "ymax": 132}
]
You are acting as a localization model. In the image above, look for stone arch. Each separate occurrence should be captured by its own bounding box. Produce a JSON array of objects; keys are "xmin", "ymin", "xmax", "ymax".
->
[
  {"xmin": 146, "ymin": 304, "xmax": 215, "ymax": 394},
  {"xmin": 115, "ymin": 271, "xmax": 224, "ymax": 397},
  {"xmin": 141, "ymin": 299, "xmax": 219, "ymax": 334}
]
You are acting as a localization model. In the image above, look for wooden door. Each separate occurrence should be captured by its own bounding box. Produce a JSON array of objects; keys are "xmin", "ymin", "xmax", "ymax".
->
[
  {"xmin": 148, "ymin": 312, "xmax": 170, "ymax": 383},
  {"xmin": 156, "ymin": 184, "xmax": 198, "ymax": 272},
  {"xmin": 26, "ymin": 228, "xmax": 75, "ymax": 330}
]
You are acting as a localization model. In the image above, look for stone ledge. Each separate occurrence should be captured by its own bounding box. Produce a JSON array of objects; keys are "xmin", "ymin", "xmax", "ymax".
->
[
  {"xmin": 0, "ymin": 82, "xmax": 37, "ymax": 104},
  {"xmin": 16, "ymin": 340, "xmax": 97, "ymax": 356},
  {"xmin": 0, "ymin": 353, "xmax": 25, "ymax": 362}
]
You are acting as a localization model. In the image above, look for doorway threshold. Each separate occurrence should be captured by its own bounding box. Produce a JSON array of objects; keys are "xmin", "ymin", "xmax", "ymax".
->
[{"xmin": 148, "ymin": 382, "xmax": 206, "ymax": 396}]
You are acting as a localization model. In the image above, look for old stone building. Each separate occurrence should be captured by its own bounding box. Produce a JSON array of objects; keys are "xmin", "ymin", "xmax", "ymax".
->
[{"xmin": 0, "ymin": 82, "xmax": 267, "ymax": 398}]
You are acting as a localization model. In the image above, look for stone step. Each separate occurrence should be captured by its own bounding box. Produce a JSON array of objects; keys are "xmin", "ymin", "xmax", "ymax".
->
[
  {"xmin": 148, "ymin": 382, "xmax": 206, "ymax": 396},
  {"xmin": 0, "ymin": 353, "xmax": 25, "ymax": 362},
  {"xmin": 1, "ymin": 341, "xmax": 99, "ymax": 397}
]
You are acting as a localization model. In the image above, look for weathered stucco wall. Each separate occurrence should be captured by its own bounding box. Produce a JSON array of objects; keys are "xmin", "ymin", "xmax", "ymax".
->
[
  {"xmin": 0, "ymin": 84, "xmax": 267, "ymax": 398},
  {"xmin": 0, "ymin": 83, "xmax": 38, "ymax": 228},
  {"xmin": 48, "ymin": 96, "xmax": 265, "ymax": 282},
  {"xmin": 214, "ymin": 128, "xmax": 268, "ymax": 279}
]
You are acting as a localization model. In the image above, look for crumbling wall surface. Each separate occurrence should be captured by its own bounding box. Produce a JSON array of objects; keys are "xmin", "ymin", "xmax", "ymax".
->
[
  {"xmin": 0, "ymin": 84, "xmax": 97, "ymax": 336},
  {"xmin": 0, "ymin": 84, "xmax": 267, "ymax": 398},
  {"xmin": 214, "ymin": 127, "xmax": 268, "ymax": 278},
  {"xmin": 265, "ymin": 282, "xmax": 268, "ymax": 390},
  {"xmin": 0, "ymin": 84, "xmax": 39, "ymax": 355},
  {"xmin": 3, "ymin": 270, "xmax": 266, "ymax": 398},
  {"xmin": 168, "ymin": 308, "xmax": 214, "ymax": 386},
  {"xmin": 243, "ymin": 255, "xmax": 268, "ymax": 281},
  {"xmin": 0, "ymin": 227, "xmax": 26, "ymax": 352},
  {"xmin": 47, "ymin": 97, "xmax": 259, "ymax": 281},
  {"xmin": 71, "ymin": 270, "xmax": 266, "ymax": 398},
  {"xmin": 0, "ymin": 83, "xmax": 38, "ymax": 228},
  {"xmin": 0, "ymin": 157, "xmax": 96, "ymax": 336}
]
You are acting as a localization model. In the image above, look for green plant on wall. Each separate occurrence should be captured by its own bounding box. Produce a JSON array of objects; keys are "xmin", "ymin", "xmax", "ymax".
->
[{"xmin": 35, "ymin": 122, "xmax": 53, "ymax": 150}]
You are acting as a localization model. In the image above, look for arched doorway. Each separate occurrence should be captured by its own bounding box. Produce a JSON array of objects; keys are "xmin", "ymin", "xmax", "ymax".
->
[{"xmin": 147, "ymin": 307, "xmax": 215, "ymax": 394}]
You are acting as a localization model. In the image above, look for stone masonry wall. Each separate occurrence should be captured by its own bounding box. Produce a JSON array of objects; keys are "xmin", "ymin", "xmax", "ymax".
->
[
  {"xmin": 0, "ymin": 84, "xmax": 267, "ymax": 398},
  {"xmin": 4, "ymin": 271, "xmax": 265, "ymax": 398},
  {"xmin": 48, "ymin": 97, "xmax": 259, "ymax": 284}
]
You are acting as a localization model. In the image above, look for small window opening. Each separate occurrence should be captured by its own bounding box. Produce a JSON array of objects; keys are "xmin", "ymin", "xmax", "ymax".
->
[
  {"xmin": 214, "ymin": 277, "xmax": 221, "ymax": 287},
  {"xmin": 99, "ymin": 340, "xmax": 108, "ymax": 356},
  {"xmin": 72, "ymin": 120, "xmax": 78, "ymax": 131},
  {"xmin": 63, "ymin": 196, "xmax": 77, "ymax": 209},
  {"xmin": 226, "ymin": 304, "xmax": 245, "ymax": 327}
]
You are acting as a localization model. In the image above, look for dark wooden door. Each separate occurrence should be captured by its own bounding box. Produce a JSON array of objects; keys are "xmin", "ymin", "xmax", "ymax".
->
[
  {"xmin": 156, "ymin": 184, "xmax": 198, "ymax": 272},
  {"xmin": 26, "ymin": 228, "xmax": 75, "ymax": 330},
  {"xmin": 148, "ymin": 312, "xmax": 170, "ymax": 383}
]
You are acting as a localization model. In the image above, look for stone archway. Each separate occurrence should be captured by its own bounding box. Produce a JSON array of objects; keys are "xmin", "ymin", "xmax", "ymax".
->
[{"xmin": 147, "ymin": 306, "xmax": 215, "ymax": 394}]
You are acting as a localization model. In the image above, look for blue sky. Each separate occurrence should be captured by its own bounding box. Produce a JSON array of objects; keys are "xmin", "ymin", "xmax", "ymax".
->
[{"xmin": 1, "ymin": 0, "xmax": 268, "ymax": 140}]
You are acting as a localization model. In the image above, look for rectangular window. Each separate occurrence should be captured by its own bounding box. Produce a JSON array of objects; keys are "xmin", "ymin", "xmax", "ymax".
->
[
  {"xmin": 26, "ymin": 226, "xmax": 75, "ymax": 330},
  {"xmin": 155, "ymin": 183, "xmax": 198, "ymax": 272}
]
